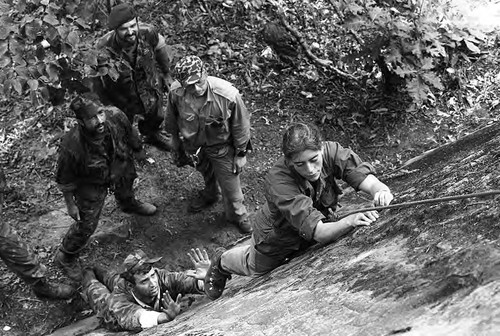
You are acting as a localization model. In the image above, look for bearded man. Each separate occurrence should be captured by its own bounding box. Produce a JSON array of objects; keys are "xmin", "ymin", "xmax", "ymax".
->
[
  {"xmin": 55, "ymin": 94, "xmax": 156, "ymax": 281},
  {"xmin": 94, "ymin": 3, "xmax": 173, "ymax": 150}
]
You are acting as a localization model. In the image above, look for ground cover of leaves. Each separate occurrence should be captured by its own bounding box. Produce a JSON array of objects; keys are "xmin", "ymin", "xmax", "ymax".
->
[{"xmin": 1, "ymin": 3, "xmax": 499, "ymax": 335}]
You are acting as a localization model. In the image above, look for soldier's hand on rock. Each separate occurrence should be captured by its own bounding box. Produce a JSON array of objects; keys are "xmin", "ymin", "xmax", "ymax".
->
[
  {"xmin": 347, "ymin": 211, "xmax": 378, "ymax": 227},
  {"xmin": 160, "ymin": 291, "xmax": 182, "ymax": 321},
  {"xmin": 186, "ymin": 248, "xmax": 210, "ymax": 280},
  {"xmin": 373, "ymin": 189, "xmax": 393, "ymax": 206}
]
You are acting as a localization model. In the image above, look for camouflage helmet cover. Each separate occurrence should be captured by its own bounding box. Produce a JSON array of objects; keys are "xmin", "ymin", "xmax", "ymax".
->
[
  {"xmin": 121, "ymin": 249, "xmax": 162, "ymax": 274},
  {"xmin": 174, "ymin": 55, "xmax": 204, "ymax": 85}
]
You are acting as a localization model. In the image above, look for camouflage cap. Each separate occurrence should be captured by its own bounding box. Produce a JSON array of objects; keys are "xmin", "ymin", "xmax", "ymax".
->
[
  {"xmin": 174, "ymin": 55, "xmax": 204, "ymax": 85},
  {"xmin": 121, "ymin": 249, "xmax": 162, "ymax": 274}
]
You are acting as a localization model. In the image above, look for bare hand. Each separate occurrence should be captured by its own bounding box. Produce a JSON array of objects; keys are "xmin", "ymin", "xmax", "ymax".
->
[
  {"xmin": 233, "ymin": 155, "xmax": 247, "ymax": 174},
  {"xmin": 347, "ymin": 211, "xmax": 379, "ymax": 228},
  {"xmin": 373, "ymin": 189, "xmax": 393, "ymax": 206},
  {"xmin": 186, "ymin": 248, "xmax": 210, "ymax": 280},
  {"xmin": 160, "ymin": 291, "xmax": 182, "ymax": 320},
  {"xmin": 67, "ymin": 203, "xmax": 80, "ymax": 221}
]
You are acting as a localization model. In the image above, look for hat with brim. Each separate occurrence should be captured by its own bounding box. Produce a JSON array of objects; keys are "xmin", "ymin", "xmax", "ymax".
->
[
  {"xmin": 174, "ymin": 55, "xmax": 204, "ymax": 86},
  {"xmin": 121, "ymin": 249, "xmax": 162, "ymax": 274}
]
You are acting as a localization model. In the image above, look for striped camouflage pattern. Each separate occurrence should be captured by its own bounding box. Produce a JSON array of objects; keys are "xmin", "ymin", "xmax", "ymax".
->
[{"xmin": 84, "ymin": 268, "xmax": 203, "ymax": 331}]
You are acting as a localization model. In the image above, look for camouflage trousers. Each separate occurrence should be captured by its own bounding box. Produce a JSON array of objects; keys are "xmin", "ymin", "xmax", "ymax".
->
[
  {"xmin": 0, "ymin": 220, "xmax": 45, "ymax": 284},
  {"xmin": 60, "ymin": 177, "xmax": 136, "ymax": 256},
  {"xmin": 196, "ymin": 144, "xmax": 247, "ymax": 223},
  {"xmin": 83, "ymin": 271, "xmax": 123, "ymax": 331}
]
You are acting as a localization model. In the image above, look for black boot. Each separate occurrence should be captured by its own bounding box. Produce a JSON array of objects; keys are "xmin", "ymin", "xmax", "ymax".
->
[
  {"xmin": 188, "ymin": 190, "xmax": 221, "ymax": 213},
  {"xmin": 32, "ymin": 278, "xmax": 75, "ymax": 300},
  {"xmin": 55, "ymin": 250, "xmax": 83, "ymax": 282},
  {"xmin": 120, "ymin": 199, "xmax": 157, "ymax": 216},
  {"xmin": 204, "ymin": 248, "xmax": 231, "ymax": 300}
]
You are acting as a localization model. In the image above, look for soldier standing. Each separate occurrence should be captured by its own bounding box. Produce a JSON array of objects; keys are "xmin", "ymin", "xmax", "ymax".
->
[
  {"xmin": 165, "ymin": 56, "xmax": 252, "ymax": 233},
  {"xmin": 94, "ymin": 3, "xmax": 173, "ymax": 150},
  {"xmin": 55, "ymin": 94, "xmax": 156, "ymax": 281}
]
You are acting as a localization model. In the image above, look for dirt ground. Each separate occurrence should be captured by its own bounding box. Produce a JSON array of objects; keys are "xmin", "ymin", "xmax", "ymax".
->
[
  {"xmin": 1, "ymin": 88, "xmax": 497, "ymax": 335},
  {"xmin": 1, "ymin": 5, "xmax": 500, "ymax": 334}
]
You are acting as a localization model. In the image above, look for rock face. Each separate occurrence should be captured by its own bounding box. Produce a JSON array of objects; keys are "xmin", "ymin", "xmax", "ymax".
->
[{"xmin": 80, "ymin": 122, "xmax": 500, "ymax": 336}]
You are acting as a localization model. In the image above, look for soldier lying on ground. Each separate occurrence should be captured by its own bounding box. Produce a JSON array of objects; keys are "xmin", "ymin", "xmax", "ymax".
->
[
  {"xmin": 0, "ymin": 167, "xmax": 74, "ymax": 299},
  {"xmin": 81, "ymin": 248, "xmax": 210, "ymax": 331},
  {"xmin": 93, "ymin": 3, "xmax": 173, "ymax": 151},
  {"xmin": 204, "ymin": 122, "xmax": 394, "ymax": 300},
  {"xmin": 55, "ymin": 94, "xmax": 157, "ymax": 282}
]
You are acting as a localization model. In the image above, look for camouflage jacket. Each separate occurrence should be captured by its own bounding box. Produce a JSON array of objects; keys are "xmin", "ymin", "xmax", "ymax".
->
[
  {"xmin": 165, "ymin": 76, "xmax": 251, "ymax": 154},
  {"xmin": 95, "ymin": 23, "xmax": 171, "ymax": 118},
  {"xmin": 56, "ymin": 107, "xmax": 142, "ymax": 192},
  {"xmin": 90, "ymin": 268, "xmax": 203, "ymax": 331}
]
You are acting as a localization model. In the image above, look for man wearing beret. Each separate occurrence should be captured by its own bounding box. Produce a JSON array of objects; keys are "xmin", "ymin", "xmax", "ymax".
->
[
  {"xmin": 0, "ymin": 167, "xmax": 75, "ymax": 299},
  {"xmin": 81, "ymin": 248, "xmax": 209, "ymax": 331},
  {"xmin": 165, "ymin": 55, "xmax": 252, "ymax": 233},
  {"xmin": 93, "ymin": 3, "xmax": 173, "ymax": 151},
  {"xmin": 55, "ymin": 94, "xmax": 156, "ymax": 281}
]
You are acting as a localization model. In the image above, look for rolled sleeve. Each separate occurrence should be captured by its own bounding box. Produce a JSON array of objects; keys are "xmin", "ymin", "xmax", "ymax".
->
[
  {"xmin": 324, "ymin": 141, "xmax": 376, "ymax": 190},
  {"xmin": 299, "ymin": 206, "xmax": 326, "ymax": 241}
]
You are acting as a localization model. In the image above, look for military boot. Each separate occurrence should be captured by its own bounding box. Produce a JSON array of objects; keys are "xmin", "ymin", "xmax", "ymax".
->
[
  {"xmin": 204, "ymin": 248, "xmax": 231, "ymax": 300},
  {"xmin": 120, "ymin": 199, "xmax": 157, "ymax": 216},
  {"xmin": 188, "ymin": 190, "xmax": 221, "ymax": 213},
  {"xmin": 32, "ymin": 278, "xmax": 75, "ymax": 300},
  {"xmin": 55, "ymin": 250, "xmax": 83, "ymax": 282}
]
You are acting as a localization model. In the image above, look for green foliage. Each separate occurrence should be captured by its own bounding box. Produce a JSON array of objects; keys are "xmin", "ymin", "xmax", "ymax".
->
[
  {"xmin": 0, "ymin": 0, "xmax": 116, "ymax": 105},
  {"xmin": 0, "ymin": 0, "xmax": 491, "ymax": 111},
  {"xmin": 214, "ymin": 0, "xmax": 488, "ymax": 109},
  {"xmin": 340, "ymin": 0, "xmax": 486, "ymax": 107}
]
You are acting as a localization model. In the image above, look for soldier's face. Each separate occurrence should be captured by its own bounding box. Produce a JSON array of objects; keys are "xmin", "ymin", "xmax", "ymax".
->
[
  {"xmin": 290, "ymin": 148, "xmax": 323, "ymax": 182},
  {"xmin": 116, "ymin": 18, "xmax": 138, "ymax": 45},
  {"xmin": 133, "ymin": 269, "xmax": 160, "ymax": 300},
  {"xmin": 82, "ymin": 109, "xmax": 106, "ymax": 134},
  {"xmin": 184, "ymin": 72, "xmax": 208, "ymax": 97}
]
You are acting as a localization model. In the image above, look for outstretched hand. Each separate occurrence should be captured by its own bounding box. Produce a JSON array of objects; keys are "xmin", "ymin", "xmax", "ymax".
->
[
  {"xmin": 186, "ymin": 248, "xmax": 210, "ymax": 280},
  {"xmin": 160, "ymin": 290, "xmax": 182, "ymax": 321}
]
